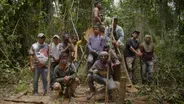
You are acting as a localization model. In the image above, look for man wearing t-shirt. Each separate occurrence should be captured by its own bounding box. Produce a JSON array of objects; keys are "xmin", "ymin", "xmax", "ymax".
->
[
  {"xmin": 50, "ymin": 35, "xmax": 61, "ymax": 89},
  {"xmin": 124, "ymin": 31, "xmax": 142, "ymax": 84},
  {"xmin": 29, "ymin": 33, "xmax": 49, "ymax": 96}
]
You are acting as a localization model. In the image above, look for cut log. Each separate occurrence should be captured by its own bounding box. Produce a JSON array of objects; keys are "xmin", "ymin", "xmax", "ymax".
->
[
  {"xmin": 13, "ymin": 89, "xmax": 29, "ymax": 99},
  {"xmin": 4, "ymin": 98, "xmax": 44, "ymax": 104},
  {"xmin": 117, "ymin": 77, "xmax": 126, "ymax": 104}
]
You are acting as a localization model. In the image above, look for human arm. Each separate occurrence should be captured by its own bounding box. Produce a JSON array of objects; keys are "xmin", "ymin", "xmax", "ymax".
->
[
  {"xmin": 88, "ymin": 61, "xmax": 98, "ymax": 74},
  {"xmin": 54, "ymin": 68, "xmax": 65, "ymax": 83},
  {"xmin": 127, "ymin": 39, "xmax": 142, "ymax": 56},
  {"xmin": 88, "ymin": 36, "xmax": 95, "ymax": 52},
  {"xmin": 68, "ymin": 38, "xmax": 75, "ymax": 52},
  {"xmin": 117, "ymin": 27, "xmax": 124, "ymax": 44},
  {"xmin": 114, "ymin": 27, "xmax": 124, "ymax": 47},
  {"xmin": 29, "ymin": 46, "xmax": 35, "ymax": 72},
  {"xmin": 93, "ymin": 8, "xmax": 101, "ymax": 23}
]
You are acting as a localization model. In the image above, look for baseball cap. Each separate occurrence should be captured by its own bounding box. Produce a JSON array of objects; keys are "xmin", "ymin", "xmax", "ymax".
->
[
  {"xmin": 53, "ymin": 35, "xmax": 60, "ymax": 39},
  {"xmin": 37, "ymin": 33, "xmax": 45, "ymax": 38}
]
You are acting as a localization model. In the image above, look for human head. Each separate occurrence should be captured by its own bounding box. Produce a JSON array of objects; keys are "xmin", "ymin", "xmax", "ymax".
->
[
  {"xmin": 93, "ymin": 25, "xmax": 100, "ymax": 36},
  {"xmin": 94, "ymin": 1, "xmax": 101, "ymax": 9},
  {"xmin": 37, "ymin": 33, "xmax": 45, "ymax": 44},
  {"xmin": 99, "ymin": 51, "xmax": 109, "ymax": 63},
  {"xmin": 53, "ymin": 35, "xmax": 60, "ymax": 44},
  {"xmin": 72, "ymin": 36, "xmax": 78, "ymax": 45},
  {"xmin": 63, "ymin": 33, "xmax": 69, "ymax": 43},
  {"xmin": 145, "ymin": 34, "xmax": 152, "ymax": 44},
  {"xmin": 59, "ymin": 52, "xmax": 69, "ymax": 61},
  {"xmin": 132, "ymin": 31, "xmax": 140, "ymax": 39},
  {"xmin": 59, "ymin": 59, "xmax": 67, "ymax": 70}
]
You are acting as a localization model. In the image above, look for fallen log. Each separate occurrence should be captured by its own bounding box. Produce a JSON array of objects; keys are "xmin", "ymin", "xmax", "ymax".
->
[
  {"xmin": 13, "ymin": 89, "xmax": 29, "ymax": 99},
  {"xmin": 4, "ymin": 98, "xmax": 44, "ymax": 104}
]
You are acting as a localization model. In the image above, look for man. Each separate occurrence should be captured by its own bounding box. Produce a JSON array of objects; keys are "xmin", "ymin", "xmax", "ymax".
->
[
  {"xmin": 60, "ymin": 34, "xmax": 75, "ymax": 62},
  {"xmin": 53, "ymin": 59, "xmax": 79, "ymax": 98},
  {"xmin": 105, "ymin": 17, "xmax": 124, "ymax": 53},
  {"xmin": 50, "ymin": 35, "xmax": 61, "ymax": 89},
  {"xmin": 29, "ymin": 33, "xmax": 49, "ymax": 96},
  {"xmin": 124, "ymin": 31, "xmax": 142, "ymax": 84},
  {"xmin": 140, "ymin": 35, "xmax": 155, "ymax": 84},
  {"xmin": 87, "ymin": 51, "xmax": 117, "ymax": 100},
  {"xmin": 87, "ymin": 26, "xmax": 105, "ymax": 70},
  {"xmin": 93, "ymin": 1, "xmax": 102, "ymax": 26}
]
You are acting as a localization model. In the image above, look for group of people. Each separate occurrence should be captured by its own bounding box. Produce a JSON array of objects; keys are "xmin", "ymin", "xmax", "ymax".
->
[
  {"xmin": 28, "ymin": 0, "xmax": 155, "ymax": 101},
  {"xmin": 29, "ymin": 33, "xmax": 80, "ymax": 97}
]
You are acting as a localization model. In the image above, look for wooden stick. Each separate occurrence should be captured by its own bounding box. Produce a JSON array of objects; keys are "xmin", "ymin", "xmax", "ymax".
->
[
  {"xmin": 112, "ymin": 33, "xmax": 133, "ymax": 86},
  {"xmin": 105, "ymin": 17, "xmax": 114, "ymax": 104},
  {"xmin": 47, "ymin": 38, "xmax": 52, "ymax": 92}
]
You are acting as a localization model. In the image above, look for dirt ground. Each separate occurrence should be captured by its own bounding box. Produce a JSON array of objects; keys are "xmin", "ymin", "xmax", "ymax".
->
[{"xmin": 0, "ymin": 80, "xmax": 161, "ymax": 104}]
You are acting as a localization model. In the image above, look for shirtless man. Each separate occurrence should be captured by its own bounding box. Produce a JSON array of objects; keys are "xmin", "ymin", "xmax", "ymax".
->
[{"xmin": 93, "ymin": 1, "xmax": 102, "ymax": 26}]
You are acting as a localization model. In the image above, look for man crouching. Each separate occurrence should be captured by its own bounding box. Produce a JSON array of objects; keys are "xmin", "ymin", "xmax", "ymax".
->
[
  {"xmin": 53, "ymin": 59, "xmax": 79, "ymax": 98},
  {"xmin": 87, "ymin": 51, "xmax": 118, "ymax": 100}
]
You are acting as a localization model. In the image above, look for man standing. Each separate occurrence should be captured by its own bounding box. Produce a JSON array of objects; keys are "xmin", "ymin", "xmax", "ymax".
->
[
  {"xmin": 60, "ymin": 34, "xmax": 75, "ymax": 62},
  {"xmin": 87, "ymin": 51, "xmax": 117, "ymax": 100},
  {"xmin": 50, "ymin": 35, "xmax": 61, "ymax": 89},
  {"xmin": 53, "ymin": 60, "xmax": 79, "ymax": 98},
  {"xmin": 93, "ymin": 1, "xmax": 102, "ymax": 26},
  {"xmin": 124, "ymin": 31, "xmax": 142, "ymax": 84},
  {"xmin": 29, "ymin": 33, "xmax": 49, "ymax": 96},
  {"xmin": 140, "ymin": 35, "xmax": 155, "ymax": 84},
  {"xmin": 87, "ymin": 26, "xmax": 105, "ymax": 70}
]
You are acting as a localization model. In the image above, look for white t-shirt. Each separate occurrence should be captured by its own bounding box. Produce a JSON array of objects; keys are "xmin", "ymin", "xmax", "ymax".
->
[{"xmin": 50, "ymin": 43, "xmax": 61, "ymax": 62}]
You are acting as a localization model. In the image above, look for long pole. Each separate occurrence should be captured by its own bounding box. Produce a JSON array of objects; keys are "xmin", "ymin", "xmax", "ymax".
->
[
  {"xmin": 105, "ymin": 17, "xmax": 114, "ymax": 104},
  {"xmin": 47, "ymin": 38, "xmax": 52, "ymax": 92}
]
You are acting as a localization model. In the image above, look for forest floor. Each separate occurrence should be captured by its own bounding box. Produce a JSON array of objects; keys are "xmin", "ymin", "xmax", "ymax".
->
[{"xmin": 0, "ymin": 79, "xmax": 170, "ymax": 104}]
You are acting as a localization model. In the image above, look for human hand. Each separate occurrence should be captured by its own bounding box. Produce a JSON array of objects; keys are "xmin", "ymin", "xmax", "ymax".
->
[
  {"xmin": 137, "ymin": 52, "xmax": 143, "ymax": 57},
  {"xmin": 37, "ymin": 61, "xmax": 45, "ymax": 68},
  {"xmin": 112, "ymin": 41, "xmax": 116, "ymax": 45},
  {"xmin": 115, "ymin": 42, "xmax": 120, "ymax": 47},
  {"xmin": 64, "ymin": 76, "xmax": 70, "ymax": 83},
  {"xmin": 30, "ymin": 65, "xmax": 35, "ymax": 72},
  {"xmin": 93, "ymin": 69, "xmax": 98, "ymax": 74}
]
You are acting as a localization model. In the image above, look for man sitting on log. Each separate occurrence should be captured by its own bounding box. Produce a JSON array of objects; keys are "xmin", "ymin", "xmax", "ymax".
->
[
  {"xmin": 87, "ymin": 25, "xmax": 105, "ymax": 70},
  {"xmin": 87, "ymin": 51, "xmax": 117, "ymax": 100},
  {"xmin": 53, "ymin": 59, "xmax": 79, "ymax": 98}
]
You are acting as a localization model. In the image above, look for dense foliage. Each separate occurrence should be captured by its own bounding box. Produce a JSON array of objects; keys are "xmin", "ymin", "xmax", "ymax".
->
[{"xmin": 0, "ymin": 0, "xmax": 184, "ymax": 102}]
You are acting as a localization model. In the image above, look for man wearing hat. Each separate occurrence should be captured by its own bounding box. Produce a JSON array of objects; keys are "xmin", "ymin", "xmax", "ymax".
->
[
  {"xmin": 50, "ymin": 35, "xmax": 62, "ymax": 89},
  {"xmin": 124, "ymin": 31, "xmax": 142, "ymax": 84},
  {"xmin": 140, "ymin": 35, "xmax": 155, "ymax": 84},
  {"xmin": 105, "ymin": 17, "xmax": 125, "ymax": 53},
  {"xmin": 87, "ymin": 51, "xmax": 117, "ymax": 100},
  {"xmin": 29, "ymin": 33, "xmax": 49, "ymax": 96},
  {"xmin": 93, "ymin": 1, "xmax": 102, "ymax": 26}
]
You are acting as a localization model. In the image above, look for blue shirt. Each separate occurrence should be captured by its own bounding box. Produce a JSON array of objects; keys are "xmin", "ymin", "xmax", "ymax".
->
[{"xmin": 88, "ymin": 35, "xmax": 105, "ymax": 53}]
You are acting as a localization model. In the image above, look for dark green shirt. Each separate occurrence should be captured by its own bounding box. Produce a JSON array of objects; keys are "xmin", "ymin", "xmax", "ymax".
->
[{"xmin": 54, "ymin": 63, "xmax": 76, "ymax": 84}]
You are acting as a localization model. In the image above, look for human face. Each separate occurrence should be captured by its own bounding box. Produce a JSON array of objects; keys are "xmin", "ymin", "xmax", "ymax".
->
[
  {"xmin": 132, "ymin": 33, "xmax": 139, "ymax": 39},
  {"xmin": 97, "ymin": 3, "xmax": 101, "ymax": 9},
  {"xmin": 145, "ymin": 37, "xmax": 151, "ymax": 44},
  {"xmin": 94, "ymin": 28, "xmax": 99, "ymax": 35},
  {"xmin": 59, "ymin": 63, "xmax": 66, "ymax": 70},
  {"xmin": 38, "ymin": 37, "xmax": 45, "ymax": 44},
  {"xmin": 53, "ymin": 38, "xmax": 59, "ymax": 44},
  {"xmin": 100, "ymin": 55, "xmax": 108, "ymax": 62}
]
